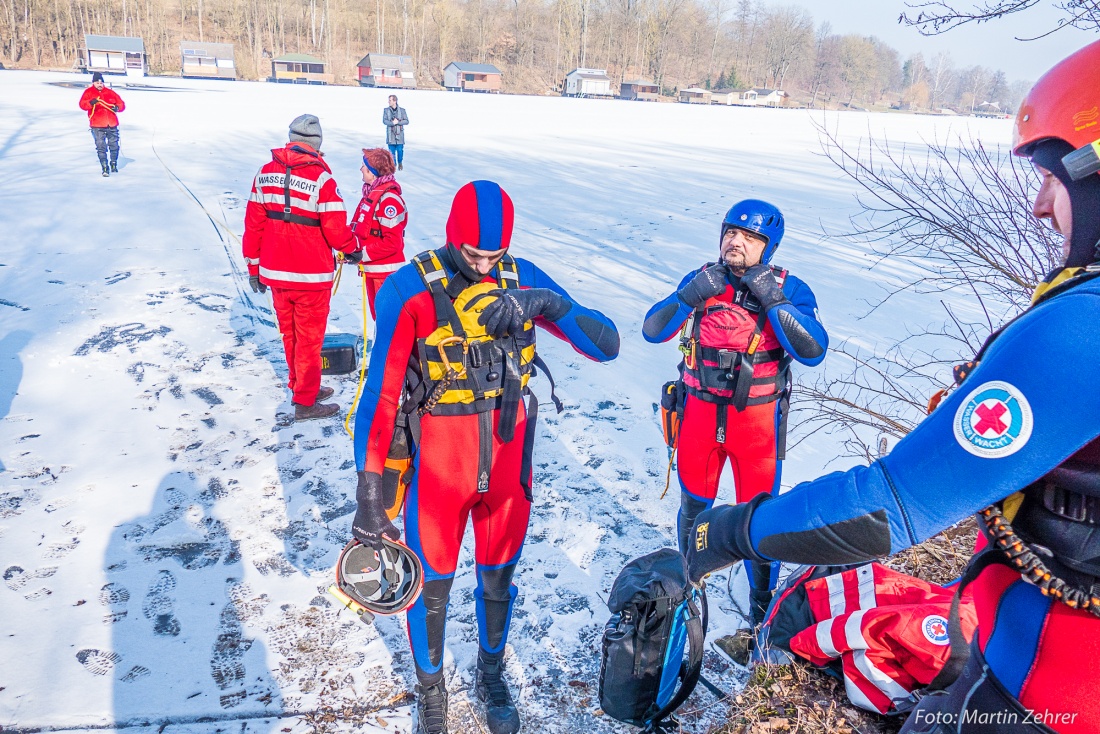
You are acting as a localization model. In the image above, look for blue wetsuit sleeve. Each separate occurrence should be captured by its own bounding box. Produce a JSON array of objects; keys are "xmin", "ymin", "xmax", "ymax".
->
[
  {"xmin": 520, "ymin": 259, "xmax": 619, "ymax": 361},
  {"xmin": 643, "ymin": 271, "xmax": 697, "ymax": 343},
  {"xmin": 747, "ymin": 291, "xmax": 1100, "ymax": 564},
  {"xmin": 769, "ymin": 275, "xmax": 828, "ymax": 366}
]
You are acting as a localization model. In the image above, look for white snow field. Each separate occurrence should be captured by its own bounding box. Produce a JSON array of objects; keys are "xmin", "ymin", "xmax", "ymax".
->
[{"xmin": 0, "ymin": 70, "xmax": 1013, "ymax": 733}]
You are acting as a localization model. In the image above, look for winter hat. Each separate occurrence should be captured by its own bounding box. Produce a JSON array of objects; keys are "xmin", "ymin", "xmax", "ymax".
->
[
  {"xmin": 446, "ymin": 181, "xmax": 515, "ymax": 251},
  {"xmin": 91, "ymin": 72, "xmax": 104, "ymax": 83},
  {"xmin": 362, "ymin": 147, "xmax": 395, "ymax": 177},
  {"xmin": 289, "ymin": 114, "xmax": 323, "ymax": 151},
  {"xmin": 1031, "ymin": 139, "xmax": 1100, "ymax": 268}
]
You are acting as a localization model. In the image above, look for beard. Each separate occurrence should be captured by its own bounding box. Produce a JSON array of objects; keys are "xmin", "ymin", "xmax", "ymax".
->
[{"xmin": 722, "ymin": 248, "xmax": 749, "ymax": 271}]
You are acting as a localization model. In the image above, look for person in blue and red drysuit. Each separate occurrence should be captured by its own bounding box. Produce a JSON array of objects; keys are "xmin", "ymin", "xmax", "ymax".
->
[
  {"xmin": 688, "ymin": 40, "xmax": 1100, "ymax": 734},
  {"xmin": 643, "ymin": 199, "xmax": 827, "ymax": 629},
  {"xmin": 349, "ymin": 181, "xmax": 619, "ymax": 734}
]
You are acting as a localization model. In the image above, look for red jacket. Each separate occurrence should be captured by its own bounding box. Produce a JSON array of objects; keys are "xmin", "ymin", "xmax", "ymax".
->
[
  {"xmin": 79, "ymin": 86, "xmax": 125, "ymax": 128},
  {"xmin": 351, "ymin": 177, "xmax": 408, "ymax": 279},
  {"xmin": 242, "ymin": 143, "xmax": 357, "ymax": 291},
  {"xmin": 788, "ymin": 564, "xmax": 978, "ymax": 715}
]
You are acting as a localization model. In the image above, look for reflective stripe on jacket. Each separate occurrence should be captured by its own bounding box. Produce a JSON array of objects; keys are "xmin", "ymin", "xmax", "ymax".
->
[{"xmin": 242, "ymin": 143, "xmax": 356, "ymax": 290}]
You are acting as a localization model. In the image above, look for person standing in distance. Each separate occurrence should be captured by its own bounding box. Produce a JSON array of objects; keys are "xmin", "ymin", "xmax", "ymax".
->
[
  {"xmin": 78, "ymin": 72, "xmax": 126, "ymax": 177},
  {"xmin": 242, "ymin": 114, "xmax": 363, "ymax": 421},
  {"xmin": 383, "ymin": 95, "xmax": 409, "ymax": 171}
]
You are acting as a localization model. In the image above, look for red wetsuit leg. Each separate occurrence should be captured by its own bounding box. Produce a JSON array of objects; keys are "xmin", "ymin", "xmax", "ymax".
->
[
  {"xmin": 724, "ymin": 400, "xmax": 778, "ymax": 504},
  {"xmin": 676, "ymin": 394, "xmax": 727, "ymax": 502}
]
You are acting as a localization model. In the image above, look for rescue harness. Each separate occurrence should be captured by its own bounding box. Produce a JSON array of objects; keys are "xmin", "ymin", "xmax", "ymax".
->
[
  {"xmin": 673, "ymin": 264, "xmax": 792, "ymax": 446},
  {"xmin": 680, "ymin": 265, "xmax": 790, "ymax": 411},
  {"xmin": 401, "ymin": 248, "xmax": 561, "ymax": 494}
]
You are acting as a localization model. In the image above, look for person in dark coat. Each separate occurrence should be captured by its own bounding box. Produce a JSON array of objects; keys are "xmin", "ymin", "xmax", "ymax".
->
[{"xmin": 383, "ymin": 95, "xmax": 409, "ymax": 170}]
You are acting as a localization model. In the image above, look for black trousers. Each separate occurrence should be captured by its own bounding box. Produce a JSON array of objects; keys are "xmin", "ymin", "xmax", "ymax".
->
[{"xmin": 91, "ymin": 127, "xmax": 120, "ymax": 165}]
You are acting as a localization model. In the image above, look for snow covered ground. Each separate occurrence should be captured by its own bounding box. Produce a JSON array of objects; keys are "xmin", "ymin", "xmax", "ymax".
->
[{"xmin": 0, "ymin": 70, "xmax": 1013, "ymax": 733}]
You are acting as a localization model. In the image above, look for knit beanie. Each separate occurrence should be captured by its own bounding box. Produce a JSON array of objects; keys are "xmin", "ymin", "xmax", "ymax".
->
[
  {"xmin": 362, "ymin": 147, "xmax": 396, "ymax": 177},
  {"xmin": 289, "ymin": 114, "xmax": 323, "ymax": 151},
  {"xmin": 91, "ymin": 72, "xmax": 104, "ymax": 83}
]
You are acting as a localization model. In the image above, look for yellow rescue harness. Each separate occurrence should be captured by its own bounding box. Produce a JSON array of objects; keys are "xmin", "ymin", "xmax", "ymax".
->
[{"xmin": 406, "ymin": 249, "xmax": 537, "ymax": 442}]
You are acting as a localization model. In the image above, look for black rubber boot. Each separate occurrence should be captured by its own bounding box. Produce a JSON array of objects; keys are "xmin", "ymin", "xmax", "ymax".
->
[
  {"xmin": 110, "ymin": 160, "xmax": 118, "ymax": 173},
  {"xmin": 415, "ymin": 680, "xmax": 448, "ymax": 734},
  {"xmin": 101, "ymin": 163, "xmax": 110, "ymax": 177},
  {"xmin": 749, "ymin": 560, "xmax": 773, "ymax": 629},
  {"xmin": 475, "ymin": 650, "xmax": 520, "ymax": 734}
]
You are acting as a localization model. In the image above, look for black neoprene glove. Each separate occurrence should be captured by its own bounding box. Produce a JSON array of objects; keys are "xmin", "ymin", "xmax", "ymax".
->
[
  {"xmin": 342, "ymin": 249, "xmax": 364, "ymax": 264},
  {"xmin": 352, "ymin": 471, "xmax": 400, "ymax": 548},
  {"xmin": 677, "ymin": 264, "xmax": 729, "ymax": 308},
  {"xmin": 474, "ymin": 288, "xmax": 571, "ymax": 337},
  {"xmin": 248, "ymin": 275, "xmax": 267, "ymax": 294},
  {"xmin": 686, "ymin": 494, "xmax": 771, "ymax": 583},
  {"xmin": 741, "ymin": 265, "xmax": 789, "ymax": 312}
]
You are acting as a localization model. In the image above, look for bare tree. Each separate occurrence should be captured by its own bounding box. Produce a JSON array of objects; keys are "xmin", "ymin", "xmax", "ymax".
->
[
  {"xmin": 902, "ymin": 0, "xmax": 1100, "ymax": 36},
  {"xmin": 790, "ymin": 122, "xmax": 1062, "ymax": 461}
]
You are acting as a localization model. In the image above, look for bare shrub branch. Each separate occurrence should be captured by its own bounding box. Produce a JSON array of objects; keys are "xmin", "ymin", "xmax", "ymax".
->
[{"xmin": 790, "ymin": 124, "xmax": 1061, "ymax": 462}]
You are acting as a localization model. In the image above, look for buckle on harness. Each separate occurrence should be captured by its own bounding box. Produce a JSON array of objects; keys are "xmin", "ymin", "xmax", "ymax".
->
[
  {"xmin": 437, "ymin": 336, "xmax": 468, "ymax": 378},
  {"xmin": 283, "ymin": 205, "xmax": 293, "ymax": 214},
  {"xmin": 681, "ymin": 338, "xmax": 697, "ymax": 370}
]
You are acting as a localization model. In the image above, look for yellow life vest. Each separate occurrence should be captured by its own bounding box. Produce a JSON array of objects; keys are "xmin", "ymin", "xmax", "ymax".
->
[{"xmin": 408, "ymin": 249, "xmax": 537, "ymax": 441}]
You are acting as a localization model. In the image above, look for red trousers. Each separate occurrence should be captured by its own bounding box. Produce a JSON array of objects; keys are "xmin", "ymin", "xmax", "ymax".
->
[
  {"xmin": 270, "ymin": 287, "xmax": 331, "ymax": 406},
  {"xmin": 677, "ymin": 393, "xmax": 779, "ymax": 503},
  {"xmin": 364, "ymin": 277, "xmax": 384, "ymax": 319}
]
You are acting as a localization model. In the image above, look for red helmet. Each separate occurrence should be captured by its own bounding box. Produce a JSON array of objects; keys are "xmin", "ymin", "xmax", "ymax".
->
[{"xmin": 1014, "ymin": 40, "xmax": 1100, "ymax": 180}]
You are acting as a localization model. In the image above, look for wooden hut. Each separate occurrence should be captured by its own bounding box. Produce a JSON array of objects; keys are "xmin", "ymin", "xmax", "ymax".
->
[
  {"xmin": 83, "ymin": 34, "xmax": 148, "ymax": 77},
  {"xmin": 180, "ymin": 41, "xmax": 236, "ymax": 80},
  {"xmin": 270, "ymin": 54, "xmax": 333, "ymax": 85},
  {"xmin": 357, "ymin": 54, "xmax": 416, "ymax": 88},
  {"xmin": 678, "ymin": 87, "xmax": 711, "ymax": 104},
  {"xmin": 443, "ymin": 62, "xmax": 503, "ymax": 92},
  {"xmin": 563, "ymin": 68, "xmax": 613, "ymax": 97},
  {"xmin": 620, "ymin": 79, "xmax": 659, "ymax": 101}
]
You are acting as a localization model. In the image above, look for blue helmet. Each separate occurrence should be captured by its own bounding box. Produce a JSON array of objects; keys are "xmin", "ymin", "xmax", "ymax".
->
[{"xmin": 721, "ymin": 199, "xmax": 785, "ymax": 263}]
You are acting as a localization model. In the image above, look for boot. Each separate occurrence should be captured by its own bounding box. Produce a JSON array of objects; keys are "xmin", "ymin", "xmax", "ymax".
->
[
  {"xmin": 294, "ymin": 402, "xmax": 340, "ymax": 421},
  {"xmin": 101, "ymin": 163, "xmax": 110, "ymax": 177},
  {"xmin": 749, "ymin": 560, "xmax": 774, "ymax": 629},
  {"xmin": 110, "ymin": 160, "xmax": 118, "ymax": 173},
  {"xmin": 398, "ymin": 162, "xmax": 404, "ymax": 171},
  {"xmin": 415, "ymin": 680, "xmax": 449, "ymax": 734},
  {"xmin": 475, "ymin": 650, "xmax": 520, "ymax": 734},
  {"xmin": 316, "ymin": 385, "xmax": 334, "ymax": 402}
]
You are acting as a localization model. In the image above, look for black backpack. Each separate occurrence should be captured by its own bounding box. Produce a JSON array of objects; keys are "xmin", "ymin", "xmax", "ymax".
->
[{"xmin": 598, "ymin": 548, "xmax": 706, "ymax": 732}]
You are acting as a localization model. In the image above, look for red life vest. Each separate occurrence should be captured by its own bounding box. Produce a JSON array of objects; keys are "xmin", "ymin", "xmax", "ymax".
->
[{"xmin": 680, "ymin": 264, "xmax": 790, "ymax": 410}]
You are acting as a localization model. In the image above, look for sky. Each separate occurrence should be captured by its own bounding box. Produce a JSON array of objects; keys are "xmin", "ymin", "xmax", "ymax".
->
[{"xmin": 758, "ymin": 0, "xmax": 1096, "ymax": 82}]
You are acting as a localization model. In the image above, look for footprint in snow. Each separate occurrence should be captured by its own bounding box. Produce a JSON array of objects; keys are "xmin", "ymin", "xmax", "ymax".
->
[
  {"xmin": 119, "ymin": 665, "xmax": 151, "ymax": 683},
  {"xmin": 44, "ymin": 536, "xmax": 81, "ymax": 559},
  {"xmin": 76, "ymin": 648, "xmax": 122, "ymax": 676},
  {"xmin": 3, "ymin": 564, "xmax": 58, "ymax": 592},
  {"xmin": 210, "ymin": 603, "xmax": 252, "ymax": 706},
  {"xmin": 142, "ymin": 570, "xmax": 182, "ymax": 636},
  {"xmin": 99, "ymin": 582, "xmax": 131, "ymax": 623}
]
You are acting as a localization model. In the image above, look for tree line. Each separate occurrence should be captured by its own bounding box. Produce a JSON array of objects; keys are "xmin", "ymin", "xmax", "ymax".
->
[{"xmin": 0, "ymin": 0, "xmax": 1029, "ymax": 110}]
